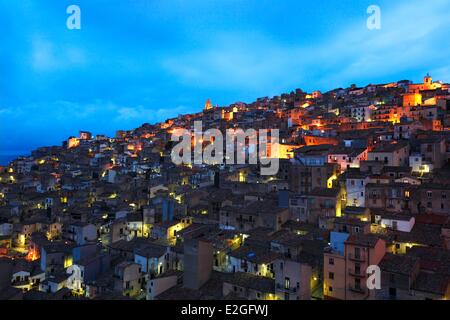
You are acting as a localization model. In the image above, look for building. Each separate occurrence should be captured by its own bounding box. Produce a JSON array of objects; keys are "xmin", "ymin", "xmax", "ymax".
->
[
  {"xmin": 368, "ymin": 141, "xmax": 410, "ymax": 167},
  {"xmin": 324, "ymin": 234, "xmax": 386, "ymax": 300}
]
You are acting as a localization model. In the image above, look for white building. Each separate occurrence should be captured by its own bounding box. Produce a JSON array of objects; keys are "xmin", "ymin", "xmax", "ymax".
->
[
  {"xmin": 409, "ymin": 153, "xmax": 433, "ymax": 174},
  {"xmin": 375, "ymin": 214, "xmax": 415, "ymax": 233},
  {"xmin": 66, "ymin": 222, "xmax": 97, "ymax": 245},
  {"xmin": 134, "ymin": 245, "xmax": 168, "ymax": 277},
  {"xmin": 146, "ymin": 271, "xmax": 182, "ymax": 300},
  {"xmin": 350, "ymin": 105, "xmax": 373, "ymax": 122},
  {"xmin": 346, "ymin": 175, "xmax": 370, "ymax": 207}
]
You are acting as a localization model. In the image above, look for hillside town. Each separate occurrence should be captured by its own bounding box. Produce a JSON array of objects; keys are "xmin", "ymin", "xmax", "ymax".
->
[{"xmin": 1, "ymin": 74, "xmax": 450, "ymax": 300}]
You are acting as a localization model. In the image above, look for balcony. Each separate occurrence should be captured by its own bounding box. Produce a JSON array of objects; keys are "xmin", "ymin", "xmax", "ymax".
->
[
  {"xmin": 348, "ymin": 285, "xmax": 366, "ymax": 294},
  {"xmin": 348, "ymin": 253, "xmax": 365, "ymax": 262},
  {"xmin": 276, "ymin": 284, "xmax": 297, "ymax": 293},
  {"xmin": 348, "ymin": 268, "xmax": 366, "ymax": 278}
]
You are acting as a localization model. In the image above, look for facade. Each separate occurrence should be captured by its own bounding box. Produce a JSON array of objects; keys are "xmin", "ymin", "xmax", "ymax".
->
[{"xmin": 324, "ymin": 235, "xmax": 386, "ymax": 300}]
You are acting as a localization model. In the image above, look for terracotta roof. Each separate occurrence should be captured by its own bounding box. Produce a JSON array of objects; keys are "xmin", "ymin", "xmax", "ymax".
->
[
  {"xmin": 412, "ymin": 271, "xmax": 450, "ymax": 296},
  {"xmin": 345, "ymin": 234, "xmax": 381, "ymax": 247},
  {"xmin": 379, "ymin": 253, "xmax": 419, "ymax": 275},
  {"xmin": 223, "ymin": 272, "xmax": 275, "ymax": 293}
]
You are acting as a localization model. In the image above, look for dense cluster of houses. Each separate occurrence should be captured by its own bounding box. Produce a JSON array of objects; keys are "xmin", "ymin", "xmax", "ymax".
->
[{"xmin": 1, "ymin": 75, "xmax": 450, "ymax": 300}]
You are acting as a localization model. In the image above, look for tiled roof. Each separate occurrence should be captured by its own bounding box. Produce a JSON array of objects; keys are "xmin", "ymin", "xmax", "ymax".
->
[{"xmin": 379, "ymin": 253, "xmax": 419, "ymax": 275}]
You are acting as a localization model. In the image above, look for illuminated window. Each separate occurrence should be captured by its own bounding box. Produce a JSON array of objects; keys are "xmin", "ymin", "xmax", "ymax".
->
[{"xmin": 285, "ymin": 277, "xmax": 290, "ymax": 289}]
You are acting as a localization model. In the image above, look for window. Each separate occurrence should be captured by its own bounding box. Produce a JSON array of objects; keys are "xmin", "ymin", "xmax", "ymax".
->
[
  {"xmin": 285, "ymin": 277, "xmax": 290, "ymax": 289},
  {"xmin": 427, "ymin": 191, "xmax": 433, "ymax": 198},
  {"xmin": 329, "ymin": 286, "xmax": 333, "ymax": 292},
  {"xmin": 355, "ymin": 278, "xmax": 361, "ymax": 290},
  {"xmin": 355, "ymin": 263, "xmax": 361, "ymax": 275},
  {"xmin": 355, "ymin": 247, "xmax": 361, "ymax": 259},
  {"xmin": 392, "ymin": 221, "xmax": 398, "ymax": 230},
  {"xmin": 329, "ymin": 258, "xmax": 334, "ymax": 265},
  {"xmin": 329, "ymin": 272, "xmax": 334, "ymax": 280}
]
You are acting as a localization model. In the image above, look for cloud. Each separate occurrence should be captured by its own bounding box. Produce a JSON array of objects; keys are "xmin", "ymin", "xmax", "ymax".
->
[
  {"xmin": 162, "ymin": 0, "xmax": 450, "ymax": 92},
  {"xmin": 2, "ymin": 0, "xmax": 450, "ymax": 156},
  {"xmin": 116, "ymin": 105, "xmax": 192, "ymax": 121},
  {"xmin": 161, "ymin": 32, "xmax": 307, "ymax": 92},
  {"xmin": 31, "ymin": 37, "xmax": 87, "ymax": 72},
  {"xmin": 0, "ymin": 100, "xmax": 196, "ymax": 154},
  {"xmin": 432, "ymin": 66, "xmax": 450, "ymax": 82}
]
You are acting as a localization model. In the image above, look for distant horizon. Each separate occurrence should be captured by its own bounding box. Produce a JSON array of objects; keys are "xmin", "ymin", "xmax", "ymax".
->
[
  {"xmin": 2, "ymin": 0, "xmax": 450, "ymax": 163},
  {"xmin": 1, "ymin": 73, "xmax": 447, "ymax": 167}
]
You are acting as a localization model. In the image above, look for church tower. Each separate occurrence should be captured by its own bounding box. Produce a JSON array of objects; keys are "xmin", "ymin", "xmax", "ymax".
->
[
  {"xmin": 424, "ymin": 73, "xmax": 432, "ymax": 90},
  {"xmin": 204, "ymin": 98, "xmax": 213, "ymax": 111}
]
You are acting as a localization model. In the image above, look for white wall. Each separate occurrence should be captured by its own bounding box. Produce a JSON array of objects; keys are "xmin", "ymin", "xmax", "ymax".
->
[
  {"xmin": 381, "ymin": 217, "xmax": 415, "ymax": 233},
  {"xmin": 147, "ymin": 275, "xmax": 178, "ymax": 300},
  {"xmin": 346, "ymin": 178, "xmax": 368, "ymax": 207}
]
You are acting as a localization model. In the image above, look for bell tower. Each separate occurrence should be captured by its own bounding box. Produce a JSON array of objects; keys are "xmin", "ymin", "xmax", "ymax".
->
[
  {"xmin": 424, "ymin": 73, "xmax": 432, "ymax": 89},
  {"xmin": 204, "ymin": 98, "xmax": 213, "ymax": 111}
]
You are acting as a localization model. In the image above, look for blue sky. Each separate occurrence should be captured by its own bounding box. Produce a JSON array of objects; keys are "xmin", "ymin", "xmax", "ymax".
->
[{"xmin": 1, "ymin": 0, "xmax": 450, "ymax": 162}]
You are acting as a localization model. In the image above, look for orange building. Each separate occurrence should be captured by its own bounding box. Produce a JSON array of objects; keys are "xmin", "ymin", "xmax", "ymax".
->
[
  {"xmin": 67, "ymin": 137, "xmax": 80, "ymax": 149},
  {"xmin": 269, "ymin": 143, "xmax": 302, "ymax": 159},
  {"xmin": 303, "ymin": 135, "xmax": 339, "ymax": 146},
  {"xmin": 403, "ymin": 93, "xmax": 422, "ymax": 107},
  {"xmin": 324, "ymin": 234, "xmax": 386, "ymax": 300},
  {"xmin": 408, "ymin": 74, "xmax": 443, "ymax": 93}
]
